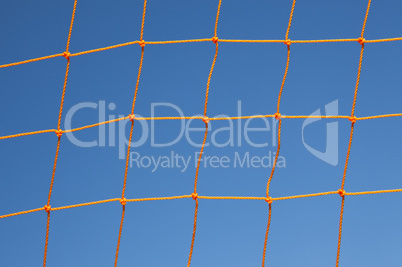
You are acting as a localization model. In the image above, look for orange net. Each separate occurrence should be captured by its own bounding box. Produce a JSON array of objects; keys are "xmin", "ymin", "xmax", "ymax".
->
[{"xmin": 1, "ymin": 0, "xmax": 402, "ymax": 266}]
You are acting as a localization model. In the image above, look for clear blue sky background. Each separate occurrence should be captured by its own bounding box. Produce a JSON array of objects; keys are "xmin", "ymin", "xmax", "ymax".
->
[{"xmin": 0, "ymin": 0, "xmax": 401, "ymax": 266}]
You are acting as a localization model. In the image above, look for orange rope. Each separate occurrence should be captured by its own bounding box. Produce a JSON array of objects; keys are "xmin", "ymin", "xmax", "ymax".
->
[
  {"xmin": 0, "ymin": 129, "xmax": 57, "ymax": 140},
  {"xmin": 42, "ymin": 1, "xmax": 77, "ymax": 266},
  {"xmin": 114, "ymin": 206, "xmax": 125, "ymax": 267},
  {"xmin": 336, "ymin": 1, "xmax": 371, "ymax": 266},
  {"xmin": 0, "ymin": 0, "xmax": 401, "ymax": 266},
  {"xmin": 262, "ymin": 203, "xmax": 272, "ymax": 266},
  {"xmin": 365, "ymin": 37, "xmax": 402, "ymax": 43},
  {"xmin": 187, "ymin": 1, "xmax": 222, "ymax": 266},
  {"xmin": 3, "ymin": 36, "xmax": 402, "ymax": 70},
  {"xmin": 1, "ymin": 113, "xmax": 401, "ymax": 141},
  {"xmin": 3, "ymin": 188, "xmax": 402, "ymax": 220},
  {"xmin": 0, "ymin": 207, "xmax": 45, "ymax": 219},
  {"xmin": 262, "ymin": 1, "xmax": 296, "ymax": 265},
  {"xmin": 114, "ymin": 0, "xmax": 147, "ymax": 266},
  {"xmin": 42, "ymin": 3, "xmax": 73, "ymax": 267},
  {"xmin": 0, "ymin": 53, "xmax": 63, "ymax": 69}
]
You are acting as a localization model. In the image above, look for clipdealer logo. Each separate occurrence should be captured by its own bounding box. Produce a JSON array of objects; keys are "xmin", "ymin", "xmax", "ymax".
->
[
  {"xmin": 129, "ymin": 151, "xmax": 284, "ymax": 172},
  {"xmin": 63, "ymin": 99, "xmax": 339, "ymax": 172},
  {"xmin": 302, "ymin": 100, "xmax": 339, "ymax": 166}
]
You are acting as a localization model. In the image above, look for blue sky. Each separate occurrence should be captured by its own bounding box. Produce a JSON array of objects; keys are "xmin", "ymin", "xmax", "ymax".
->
[{"xmin": 0, "ymin": 0, "xmax": 401, "ymax": 266}]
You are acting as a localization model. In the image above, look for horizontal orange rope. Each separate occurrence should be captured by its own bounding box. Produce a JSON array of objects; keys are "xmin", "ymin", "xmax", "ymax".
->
[
  {"xmin": 64, "ymin": 117, "xmax": 128, "ymax": 133},
  {"xmin": 0, "ymin": 53, "xmax": 63, "ymax": 69},
  {"xmin": 273, "ymin": 191, "xmax": 338, "ymax": 201},
  {"xmin": 51, "ymin": 198, "xmax": 120, "ymax": 211},
  {"xmin": 365, "ymin": 37, "xmax": 402, "ymax": 43},
  {"xmin": 145, "ymin": 38, "xmax": 212, "ymax": 45},
  {"xmin": 0, "ymin": 207, "xmax": 45, "ymax": 219},
  {"xmin": 2, "ymin": 188, "xmax": 402, "ymax": 220},
  {"xmin": 1, "ymin": 37, "xmax": 402, "ymax": 69},
  {"xmin": 345, "ymin": 189, "xmax": 402, "ymax": 196},
  {"xmin": 281, "ymin": 115, "xmax": 350, "ymax": 119},
  {"xmin": 70, "ymin": 41, "xmax": 141, "ymax": 57},
  {"xmin": 1, "ymin": 113, "xmax": 400, "ymax": 141},
  {"xmin": 199, "ymin": 196, "xmax": 266, "ymax": 200},
  {"xmin": 0, "ymin": 129, "xmax": 57, "ymax": 140},
  {"xmin": 356, "ymin": 114, "xmax": 402, "ymax": 120},
  {"xmin": 127, "ymin": 195, "xmax": 192, "ymax": 202},
  {"xmin": 220, "ymin": 38, "xmax": 358, "ymax": 43}
]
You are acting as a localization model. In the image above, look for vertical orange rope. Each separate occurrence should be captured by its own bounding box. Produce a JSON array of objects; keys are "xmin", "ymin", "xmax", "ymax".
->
[
  {"xmin": 265, "ymin": 120, "xmax": 282, "ymax": 198},
  {"xmin": 187, "ymin": 1, "xmax": 222, "ymax": 266},
  {"xmin": 43, "ymin": 1, "xmax": 77, "ymax": 266},
  {"xmin": 43, "ymin": 209, "xmax": 51, "ymax": 267},
  {"xmin": 336, "ymin": 1, "xmax": 371, "ymax": 266},
  {"xmin": 262, "ymin": 1, "xmax": 296, "ymax": 266},
  {"xmin": 114, "ymin": 1, "xmax": 147, "ymax": 266},
  {"xmin": 114, "ymin": 204, "xmax": 126, "ymax": 267},
  {"xmin": 261, "ymin": 203, "xmax": 272, "ymax": 265},
  {"xmin": 276, "ymin": 0, "xmax": 296, "ymax": 114}
]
